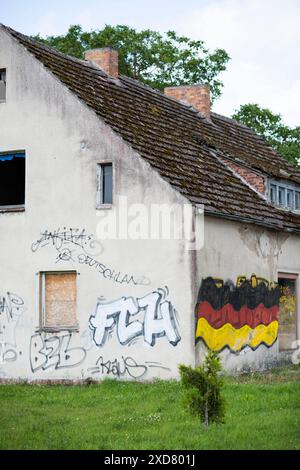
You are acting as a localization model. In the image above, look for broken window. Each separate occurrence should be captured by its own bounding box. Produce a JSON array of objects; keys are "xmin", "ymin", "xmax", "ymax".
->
[
  {"xmin": 97, "ymin": 163, "xmax": 113, "ymax": 205},
  {"xmin": 40, "ymin": 272, "xmax": 78, "ymax": 330},
  {"xmin": 278, "ymin": 274, "xmax": 298, "ymax": 351},
  {"xmin": 0, "ymin": 69, "xmax": 6, "ymax": 102},
  {"xmin": 0, "ymin": 152, "xmax": 25, "ymax": 207}
]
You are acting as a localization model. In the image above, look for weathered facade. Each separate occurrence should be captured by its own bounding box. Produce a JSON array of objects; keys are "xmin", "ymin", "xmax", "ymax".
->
[{"xmin": 0, "ymin": 25, "xmax": 299, "ymax": 382}]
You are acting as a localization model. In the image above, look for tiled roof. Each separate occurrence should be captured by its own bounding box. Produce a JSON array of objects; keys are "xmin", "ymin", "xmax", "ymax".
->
[{"xmin": 3, "ymin": 24, "xmax": 300, "ymax": 233}]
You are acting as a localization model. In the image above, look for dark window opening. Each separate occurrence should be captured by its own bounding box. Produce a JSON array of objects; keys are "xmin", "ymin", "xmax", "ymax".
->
[
  {"xmin": 97, "ymin": 163, "xmax": 113, "ymax": 205},
  {"xmin": 0, "ymin": 152, "xmax": 25, "ymax": 207},
  {"xmin": 278, "ymin": 274, "xmax": 298, "ymax": 351},
  {"xmin": 0, "ymin": 69, "xmax": 6, "ymax": 102}
]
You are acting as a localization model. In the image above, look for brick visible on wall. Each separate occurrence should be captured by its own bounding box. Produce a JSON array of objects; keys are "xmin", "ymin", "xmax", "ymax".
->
[{"xmin": 223, "ymin": 159, "xmax": 266, "ymax": 195}]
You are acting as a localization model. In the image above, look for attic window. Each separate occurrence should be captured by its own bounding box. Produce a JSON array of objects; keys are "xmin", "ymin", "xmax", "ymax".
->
[
  {"xmin": 0, "ymin": 69, "xmax": 6, "ymax": 102},
  {"xmin": 97, "ymin": 163, "xmax": 113, "ymax": 206},
  {"xmin": 269, "ymin": 180, "xmax": 300, "ymax": 212},
  {"xmin": 0, "ymin": 152, "xmax": 26, "ymax": 208}
]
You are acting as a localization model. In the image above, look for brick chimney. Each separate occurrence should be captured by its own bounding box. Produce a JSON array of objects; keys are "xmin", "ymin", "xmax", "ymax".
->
[
  {"xmin": 84, "ymin": 47, "xmax": 118, "ymax": 78},
  {"xmin": 164, "ymin": 84, "xmax": 210, "ymax": 118}
]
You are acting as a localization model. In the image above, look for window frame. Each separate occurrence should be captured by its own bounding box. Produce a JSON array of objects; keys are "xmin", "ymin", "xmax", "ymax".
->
[
  {"xmin": 96, "ymin": 162, "xmax": 113, "ymax": 208},
  {"xmin": 295, "ymin": 191, "xmax": 300, "ymax": 210},
  {"xmin": 39, "ymin": 271, "xmax": 79, "ymax": 332},
  {"xmin": 0, "ymin": 150, "xmax": 26, "ymax": 212},
  {"xmin": 278, "ymin": 271, "xmax": 299, "ymax": 352},
  {"xmin": 268, "ymin": 179, "xmax": 300, "ymax": 212},
  {"xmin": 0, "ymin": 68, "xmax": 6, "ymax": 103}
]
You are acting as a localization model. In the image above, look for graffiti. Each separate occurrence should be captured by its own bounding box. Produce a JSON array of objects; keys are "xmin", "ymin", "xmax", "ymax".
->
[
  {"xmin": 30, "ymin": 332, "xmax": 86, "ymax": 372},
  {"xmin": 31, "ymin": 228, "xmax": 150, "ymax": 286},
  {"xmin": 196, "ymin": 275, "xmax": 280, "ymax": 352},
  {"xmin": 87, "ymin": 355, "xmax": 171, "ymax": 379},
  {"xmin": 0, "ymin": 292, "xmax": 25, "ymax": 362},
  {"xmin": 31, "ymin": 227, "xmax": 101, "ymax": 254},
  {"xmin": 89, "ymin": 287, "xmax": 181, "ymax": 348},
  {"xmin": 0, "ymin": 292, "xmax": 25, "ymax": 321},
  {"xmin": 77, "ymin": 254, "xmax": 150, "ymax": 286},
  {"xmin": 0, "ymin": 342, "xmax": 18, "ymax": 363}
]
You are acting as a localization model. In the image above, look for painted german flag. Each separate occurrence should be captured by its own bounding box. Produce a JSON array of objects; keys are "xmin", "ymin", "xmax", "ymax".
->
[{"xmin": 196, "ymin": 277, "xmax": 280, "ymax": 352}]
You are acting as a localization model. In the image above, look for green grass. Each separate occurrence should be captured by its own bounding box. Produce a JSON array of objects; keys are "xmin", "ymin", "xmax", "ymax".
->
[{"xmin": 0, "ymin": 366, "xmax": 300, "ymax": 450}]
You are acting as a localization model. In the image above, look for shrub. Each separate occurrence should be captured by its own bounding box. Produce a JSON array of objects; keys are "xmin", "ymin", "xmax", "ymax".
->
[{"xmin": 179, "ymin": 351, "xmax": 225, "ymax": 427}]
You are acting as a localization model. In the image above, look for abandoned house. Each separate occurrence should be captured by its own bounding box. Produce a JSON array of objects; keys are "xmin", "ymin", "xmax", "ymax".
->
[{"xmin": 0, "ymin": 24, "xmax": 300, "ymax": 382}]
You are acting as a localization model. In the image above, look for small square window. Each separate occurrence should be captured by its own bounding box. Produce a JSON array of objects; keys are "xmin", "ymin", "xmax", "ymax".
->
[
  {"xmin": 97, "ymin": 163, "xmax": 113, "ymax": 206},
  {"xmin": 40, "ymin": 272, "xmax": 78, "ymax": 330},
  {"xmin": 0, "ymin": 69, "xmax": 6, "ymax": 102}
]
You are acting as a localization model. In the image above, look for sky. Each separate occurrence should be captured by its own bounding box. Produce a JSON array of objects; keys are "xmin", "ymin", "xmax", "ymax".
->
[{"xmin": 1, "ymin": 0, "xmax": 300, "ymax": 126}]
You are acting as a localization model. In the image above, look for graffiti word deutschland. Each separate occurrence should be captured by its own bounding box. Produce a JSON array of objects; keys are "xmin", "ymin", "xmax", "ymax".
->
[
  {"xmin": 77, "ymin": 254, "xmax": 150, "ymax": 286},
  {"xmin": 31, "ymin": 228, "xmax": 149, "ymax": 287}
]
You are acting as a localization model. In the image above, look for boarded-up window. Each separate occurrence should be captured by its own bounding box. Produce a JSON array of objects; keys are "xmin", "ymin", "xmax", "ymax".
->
[
  {"xmin": 41, "ymin": 272, "xmax": 77, "ymax": 330},
  {"xmin": 278, "ymin": 274, "xmax": 298, "ymax": 351}
]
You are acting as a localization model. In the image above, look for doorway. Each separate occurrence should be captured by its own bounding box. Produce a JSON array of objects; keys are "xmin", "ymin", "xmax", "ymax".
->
[{"xmin": 278, "ymin": 273, "xmax": 298, "ymax": 351}]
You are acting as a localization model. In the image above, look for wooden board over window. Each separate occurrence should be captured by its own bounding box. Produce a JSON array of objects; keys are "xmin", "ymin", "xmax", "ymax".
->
[{"xmin": 42, "ymin": 272, "xmax": 77, "ymax": 330}]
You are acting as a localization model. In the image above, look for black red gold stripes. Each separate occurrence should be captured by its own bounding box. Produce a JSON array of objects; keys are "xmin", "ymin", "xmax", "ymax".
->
[{"xmin": 196, "ymin": 276, "xmax": 280, "ymax": 352}]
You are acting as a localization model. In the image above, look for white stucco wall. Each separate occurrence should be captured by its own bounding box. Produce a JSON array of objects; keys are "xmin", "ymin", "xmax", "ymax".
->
[
  {"xmin": 0, "ymin": 28, "xmax": 196, "ymax": 381},
  {"xmin": 196, "ymin": 216, "xmax": 300, "ymax": 372},
  {"xmin": 1, "ymin": 28, "xmax": 299, "ymax": 381}
]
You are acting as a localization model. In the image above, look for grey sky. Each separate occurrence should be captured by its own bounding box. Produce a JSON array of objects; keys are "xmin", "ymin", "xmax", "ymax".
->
[{"xmin": 1, "ymin": 0, "xmax": 299, "ymax": 126}]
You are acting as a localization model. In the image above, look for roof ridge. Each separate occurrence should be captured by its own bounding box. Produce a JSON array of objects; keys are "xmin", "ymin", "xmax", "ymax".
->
[{"xmin": 2, "ymin": 23, "xmax": 300, "ymax": 232}]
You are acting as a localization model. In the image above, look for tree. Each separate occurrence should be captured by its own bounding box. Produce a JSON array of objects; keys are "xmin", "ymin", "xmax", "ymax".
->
[
  {"xmin": 232, "ymin": 104, "xmax": 300, "ymax": 168},
  {"xmin": 179, "ymin": 351, "xmax": 225, "ymax": 427},
  {"xmin": 33, "ymin": 24, "xmax": 230, "ymax": 101}
]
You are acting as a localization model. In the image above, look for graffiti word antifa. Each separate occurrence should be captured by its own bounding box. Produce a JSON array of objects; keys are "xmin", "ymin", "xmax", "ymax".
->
[
  {"xmin": 31, "ymin": 228, "xmax": 97, "ymax": 254},
  {"xmin": 89, "ymin": 287, "xmax": 181, "ymax": 348},
  {"xmin": 31, "ymin": 228, "xmax": 149, "ymax": 287}
]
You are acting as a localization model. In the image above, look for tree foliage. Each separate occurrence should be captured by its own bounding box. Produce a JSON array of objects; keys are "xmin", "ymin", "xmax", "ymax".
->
[
  {"xmin": 179, "ymin": 351, "xmax": 225, "ymax": 427},
  {"xmin": 232, "ymin": 103, "xmax": 300, "ymax": 168},
  {"xmin": 33, "ymin": 24, "xmax": 230, "ymax": 101}
]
